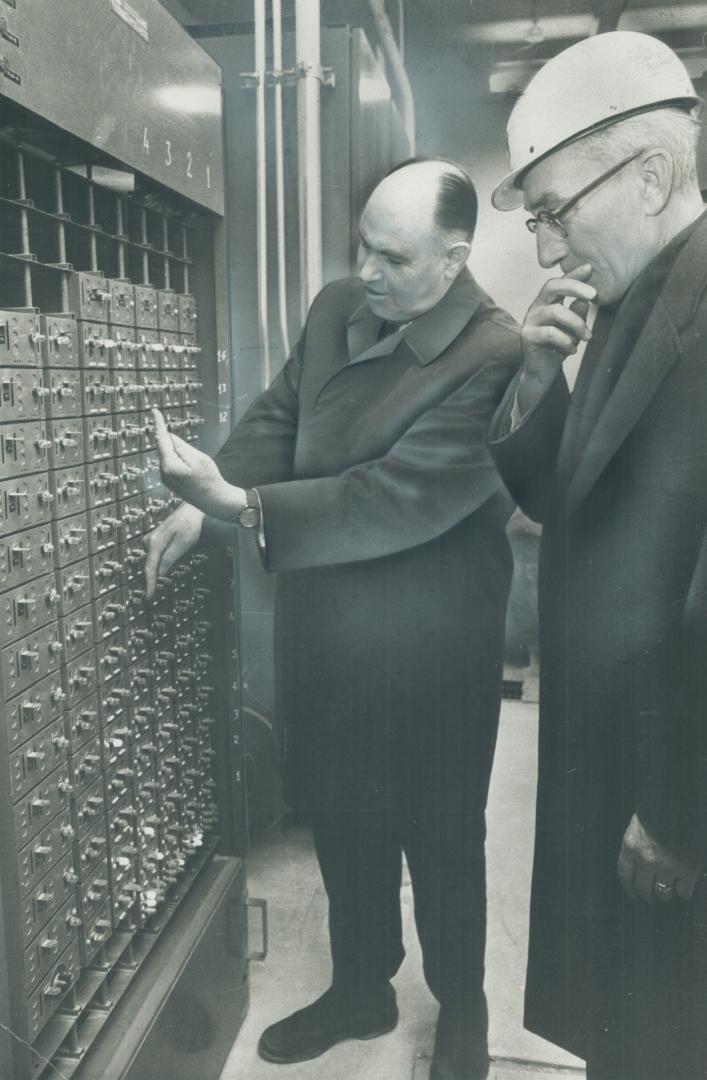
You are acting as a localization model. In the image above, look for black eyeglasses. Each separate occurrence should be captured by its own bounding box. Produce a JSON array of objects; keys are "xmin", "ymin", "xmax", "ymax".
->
[{"xmin": 525, "ymin": 147, "xmax": 646, "ymax": 237}]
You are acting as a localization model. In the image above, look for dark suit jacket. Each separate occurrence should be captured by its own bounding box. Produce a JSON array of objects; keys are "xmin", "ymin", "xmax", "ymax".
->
[
  {"xmin": 489, "ymin": 212, "xmax": 707, "ymax": 1064},
  {"xmin": 216, "ymin": 268, "xmax": 520, "ymax": 813}
]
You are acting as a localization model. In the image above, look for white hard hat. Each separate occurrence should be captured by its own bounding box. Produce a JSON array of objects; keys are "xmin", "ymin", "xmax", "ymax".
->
[{"xmin": 492, "ymin": 31, "xmax": 699, "ymax": 210}]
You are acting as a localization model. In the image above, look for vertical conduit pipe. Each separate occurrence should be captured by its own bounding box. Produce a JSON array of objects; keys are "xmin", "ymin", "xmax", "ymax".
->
[
  {"xmin": 295, "ymin": 0, "xmax": 323, "ymax": 322},
  {"xmin": 254, "ymin": 0, "xmax": 271, "ymax": 388},
  {"xmin": 272, "ymin": 0, "xmax": 291, "ymax": 359},
  {"xmin": 368, "ymin": 0, "xmax": 415, "ymax": 152},
  {"xmin": 397, "ymin": 0, "xmax": 405, "ymax": 64}
]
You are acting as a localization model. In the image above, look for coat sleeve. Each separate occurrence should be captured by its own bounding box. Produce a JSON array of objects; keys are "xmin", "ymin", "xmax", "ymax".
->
[
  {"xmin": 636, "ymin": 528, "xmax": 707, "ymax": 863},
  {"xmin": 213, "ymin": 334, "xmax": 303, "ymax": 489},
  {"xmin": 488, "ymin": 368, "xmax": 570, "ymax": 523},
  {"xmin": 255, "ymin": 346, "xmax": 519, "ymax": 573}
]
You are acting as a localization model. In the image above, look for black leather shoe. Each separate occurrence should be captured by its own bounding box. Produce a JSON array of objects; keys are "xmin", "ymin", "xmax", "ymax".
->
[
  {"xmin": 257, "ymin": 983, "xmax": 398, "ymax": 1064},
  {"xmin": 429, "ymin": 1000, "xmax": 490, "ymax": 1080}
]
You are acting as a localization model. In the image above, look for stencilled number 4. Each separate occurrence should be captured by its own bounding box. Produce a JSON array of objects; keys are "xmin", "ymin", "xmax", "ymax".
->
[{"xmin": 143, "ymin": 127, "xmax": 150, "ymax": 154}]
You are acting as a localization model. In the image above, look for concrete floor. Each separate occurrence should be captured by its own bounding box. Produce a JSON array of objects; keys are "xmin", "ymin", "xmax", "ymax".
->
[{"xmin": 220, "ymin": 700, "xmax": 586, "ymax": 1080}]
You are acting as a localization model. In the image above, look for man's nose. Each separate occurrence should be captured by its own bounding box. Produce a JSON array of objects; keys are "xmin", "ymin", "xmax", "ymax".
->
[
  {"xmin": 536, "ymin": 225, "xmax": 570, "ymax": 270},
  {"xmin": 358, "ymin": 253, "xmax": 381, "ymax": 284}
]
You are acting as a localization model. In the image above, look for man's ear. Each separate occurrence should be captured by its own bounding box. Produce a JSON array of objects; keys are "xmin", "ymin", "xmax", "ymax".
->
[
  {"xmin": 445, "ymin": 240, "xmax": 471, "ymax": 277},
  {"xmin": 640, "ymin": 148, "xmax": 674, "ymax": 216}
]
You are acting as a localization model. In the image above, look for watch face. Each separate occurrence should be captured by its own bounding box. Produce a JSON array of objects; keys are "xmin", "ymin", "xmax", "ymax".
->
[{"xmin": 239, "ymin": 507, "xmax": 260, "ymax": 529}]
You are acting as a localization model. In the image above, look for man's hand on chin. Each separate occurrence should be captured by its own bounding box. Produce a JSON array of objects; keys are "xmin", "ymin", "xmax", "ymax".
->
[{"xmin": 152, "ymin": 407, "xmax": 247, "ymax": 520}]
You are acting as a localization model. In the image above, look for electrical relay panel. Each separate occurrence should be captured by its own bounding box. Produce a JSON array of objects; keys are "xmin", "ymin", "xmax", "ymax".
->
[{"xmin": 0, "ymin": 134, "xmax": 244, "ymax": 1080}]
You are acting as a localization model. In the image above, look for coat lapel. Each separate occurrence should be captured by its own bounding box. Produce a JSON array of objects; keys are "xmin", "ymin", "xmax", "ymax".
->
[
  {"xmin": 402, "ymin": 269, "xmax": 483, "ymax": 365},
  {"xmin": 315, "ymin": 269, "xmax": 486, "ymax": 409},
  {"xmin": 345, "ymin": 303, "xmax": 389, "ymax": 364},
  {"xmin": 345, "ymin": 309, "xmax": 408, "ymax": 366},
  {"xmin": 564, "ymin": 303, "xmax": 681, "ymax": 516},
  {"xmin": 344, "ymin": 268, "xmax": 483, "ymax": 368},
  {"xmin": 564, "ymin": 212, "xmax": 707, "ymax": 518}
]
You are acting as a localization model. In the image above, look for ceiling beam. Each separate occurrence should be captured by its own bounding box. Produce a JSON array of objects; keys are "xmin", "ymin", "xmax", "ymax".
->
[
  {"xmin": 449, "ymin": 4, "xmax": 707, "ymax": 44},
  {"xmin": 490, "ymin": 45, "xmax": 707, "ymax": 94}
]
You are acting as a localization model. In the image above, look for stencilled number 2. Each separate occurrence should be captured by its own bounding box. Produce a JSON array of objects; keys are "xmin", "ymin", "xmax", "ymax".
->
[
  {"xmin": 165, "ymin": 140, "xmax": 172, "ymax": 166},
  {"xmin": 186, "ymin": 151, "xmax": 193, "ymax": 179}
]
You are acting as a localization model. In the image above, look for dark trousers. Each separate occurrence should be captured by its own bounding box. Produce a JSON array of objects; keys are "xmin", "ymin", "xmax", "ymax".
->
[{"xmin": 311, "ymin": 801, "xmax": 489, "ymax": 1028}]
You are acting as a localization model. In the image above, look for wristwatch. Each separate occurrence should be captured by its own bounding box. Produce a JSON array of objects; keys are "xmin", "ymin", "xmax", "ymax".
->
[{"xmin": 238, "ymin": 488, "xmax": 261, "ymax": 529}]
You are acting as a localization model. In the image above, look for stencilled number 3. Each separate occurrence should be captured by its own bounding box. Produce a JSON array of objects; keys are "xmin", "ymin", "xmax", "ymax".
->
[{"xmin": 165, "ymin": 140, "xmax": 172, "ymax": 166}]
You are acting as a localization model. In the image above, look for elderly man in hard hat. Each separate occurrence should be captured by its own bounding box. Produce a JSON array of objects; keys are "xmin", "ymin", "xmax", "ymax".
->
[{"xmin": 489, "ymin": 30, "xmax": 707, "ymax": 1080}]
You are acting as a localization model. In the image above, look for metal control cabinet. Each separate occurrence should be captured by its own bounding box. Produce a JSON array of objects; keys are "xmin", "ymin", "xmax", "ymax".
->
[
  {"xmin": 0, "ymin": 0, "xmax": 224, "ymax": 214},
  {"xmin": 0, "ymin": 6, "xmax": 248, "ymax": 1080}
]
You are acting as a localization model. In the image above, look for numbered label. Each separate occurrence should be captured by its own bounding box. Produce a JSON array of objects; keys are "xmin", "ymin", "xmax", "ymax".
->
[{"xmin": 138, "ymin": 129, "xmax": 215, "ymax": 198}]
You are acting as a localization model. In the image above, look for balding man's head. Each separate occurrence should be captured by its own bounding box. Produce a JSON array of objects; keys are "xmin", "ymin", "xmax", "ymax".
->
[
  {"xmin": 385, "ymin": 157, "xmax": 478, "ymax": 243},
  {"xmin": 358, "ymin": 158, "xmax": 476, "ymax": 322}
]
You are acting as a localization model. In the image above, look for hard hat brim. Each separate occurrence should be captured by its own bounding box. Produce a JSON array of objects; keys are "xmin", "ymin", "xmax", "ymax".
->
[
  {"xmin": 492, "ymin": 170, "xmax": 525, "ymax": 211},
  {"xmin": 491, "ymin": 95, "xmax": 701, "ymax": 213}
]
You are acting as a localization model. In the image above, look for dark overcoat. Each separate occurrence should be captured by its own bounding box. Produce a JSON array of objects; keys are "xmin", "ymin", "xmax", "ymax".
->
[
  {"xmin": 215, "ymin": 269, "xmax": 520, "ymax": 815},
  {"xmin": 489, "ymin": 213, "xmax": 707, "ymax": 1072}
]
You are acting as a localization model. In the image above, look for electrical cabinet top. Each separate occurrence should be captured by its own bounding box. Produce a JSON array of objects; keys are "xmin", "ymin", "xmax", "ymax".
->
[{"xmin": 0, "ymin": 0, "xmax": 224, "ymax": 215}]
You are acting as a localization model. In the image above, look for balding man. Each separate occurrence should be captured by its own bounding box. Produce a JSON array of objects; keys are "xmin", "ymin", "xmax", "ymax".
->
[
  {"xmin": 146, "ymin": 158, "xmax": 520, "ymax": 1080},
  {"xmin": 489, "ymin": 32, "xmax": 707, "ymax": 1080}
]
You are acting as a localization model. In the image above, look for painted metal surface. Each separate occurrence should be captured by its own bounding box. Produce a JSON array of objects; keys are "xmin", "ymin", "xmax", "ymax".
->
[{"xmin": 0, "ymin": 0, "xmax": 224, "ymax": 214}]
